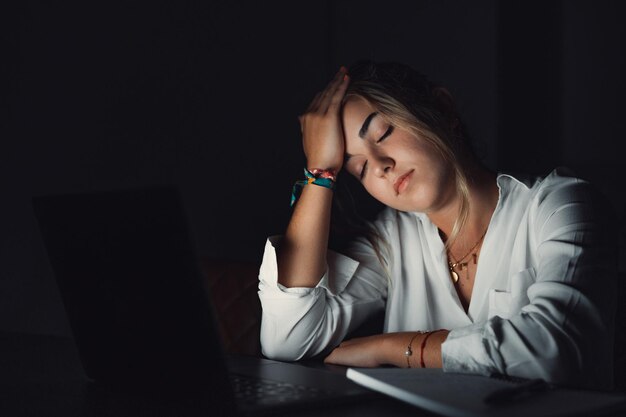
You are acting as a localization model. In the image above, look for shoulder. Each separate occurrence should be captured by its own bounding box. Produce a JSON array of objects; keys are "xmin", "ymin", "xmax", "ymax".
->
[
  {"xmin": 497, "ymin": 166, "xmax": 578, "ymax": 189},
  {"xmin": 498, "ymin": 166, "xmax": 594, "ymax": 207},
  {"xmin": 499, "ymin": 167, "xmax": 612, "ymax": 235}
]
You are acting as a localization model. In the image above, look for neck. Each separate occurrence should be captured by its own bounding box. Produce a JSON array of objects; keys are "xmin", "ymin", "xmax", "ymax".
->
[{"xmin": 427, "ymin": 163, "xmax": 499, "ymax": 250}]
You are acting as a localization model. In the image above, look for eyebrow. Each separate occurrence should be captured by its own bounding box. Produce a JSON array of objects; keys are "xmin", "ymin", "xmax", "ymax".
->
[
  {"xmin": 359, "ymin": 112, "xmax": 378, "ymax": 139},
  {"xmin": 345, "ymin": 111, "xmax": 379, "ymax": 163}
]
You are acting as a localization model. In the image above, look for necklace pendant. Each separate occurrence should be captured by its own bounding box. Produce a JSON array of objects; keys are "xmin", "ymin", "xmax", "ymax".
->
[{"xmin": 450, "ymin": 269, "xmax": 459, "ymax": 283}]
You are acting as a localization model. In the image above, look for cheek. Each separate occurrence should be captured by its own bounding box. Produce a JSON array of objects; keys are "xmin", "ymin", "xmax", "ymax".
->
[
  {"xmin": 363, "ymin": 180, "xmax": 392, "ymax": 203},
  {"xmin": 345, "ymin": 159, "xmax": 365, "ymax": 179}
]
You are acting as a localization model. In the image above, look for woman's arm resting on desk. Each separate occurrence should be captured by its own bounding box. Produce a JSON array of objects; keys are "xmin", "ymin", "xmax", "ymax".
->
[{"xmin": 324, "ymin": 331, "xmax": 450, "ymax": 368}]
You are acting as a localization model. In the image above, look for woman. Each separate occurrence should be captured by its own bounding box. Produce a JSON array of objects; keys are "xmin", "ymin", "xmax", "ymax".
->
[{"xmin": 258, "ymin": 61, "xmax": 617, "ymax": 390}]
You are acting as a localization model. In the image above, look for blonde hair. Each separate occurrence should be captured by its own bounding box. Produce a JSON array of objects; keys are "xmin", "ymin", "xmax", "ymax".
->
[{"xmin": 341, "ymin": 61, "xmax": 472, "ymax": 250}]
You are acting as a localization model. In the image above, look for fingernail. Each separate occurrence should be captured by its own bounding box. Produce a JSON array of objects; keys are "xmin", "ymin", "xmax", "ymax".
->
[{"xmin": 343, "ymin": 74, "xmax": 349, "ymax": 81}]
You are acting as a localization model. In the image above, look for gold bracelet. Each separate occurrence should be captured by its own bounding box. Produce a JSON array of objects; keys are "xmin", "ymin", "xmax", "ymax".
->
[{"xmin": 405, "ymin": 332, "xmax": 422, "ymax": 368}]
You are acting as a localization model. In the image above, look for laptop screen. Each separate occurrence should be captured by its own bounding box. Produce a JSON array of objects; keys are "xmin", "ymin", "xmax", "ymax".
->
[{"xmin": 32, "ymin": 186, "xmax": 234, "ymax": 401}]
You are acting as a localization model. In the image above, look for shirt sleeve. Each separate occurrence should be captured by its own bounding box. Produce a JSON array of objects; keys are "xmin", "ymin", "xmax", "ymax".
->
[
  {"xmin": 258, "ymin": 233, "xmax": 389, "ymax": 361},
  {"xmin": 441, "ymin": 175, "xmax": 617, "ymax": 389}
]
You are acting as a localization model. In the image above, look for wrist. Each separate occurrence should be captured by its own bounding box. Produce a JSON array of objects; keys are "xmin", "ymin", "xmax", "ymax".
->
[
  {"xmin": 405, "ymin": 332, "xmax": 423, "ymax": 368},
  {"xmin": 381, "ymin": 332, "xmax": 418, "ymax": 367},
  {"xmin": 290, "ymin": 167, "xmax": 337, "ymax": 207},
  {"xmin": 307, "ymin": 168, "xmax": 338, "ymax": 182},
  {"xmin": 306, "ymin": 161, "xmax": 342, "ymax": 174}
]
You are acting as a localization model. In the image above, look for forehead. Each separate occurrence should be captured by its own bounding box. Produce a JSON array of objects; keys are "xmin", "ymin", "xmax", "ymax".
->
[{"xmin": 342, "ymin": 97, "xmax": 377, "ymax": 134}]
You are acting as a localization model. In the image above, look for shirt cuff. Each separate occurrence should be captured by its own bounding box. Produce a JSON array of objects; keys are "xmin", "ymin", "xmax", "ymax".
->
[{"xmin": 441, "ymin": 321, "xmax": 499, "ymax": 376}]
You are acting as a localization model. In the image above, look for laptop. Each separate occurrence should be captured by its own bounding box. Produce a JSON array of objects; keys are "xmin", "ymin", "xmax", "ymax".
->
[
  {"xmin": 346, "ymin": 367, "xmax": 626, "ymax": 417},
  {"xmin": 31, "ymin": 185, "xmax": 373, "ymax": 416}
]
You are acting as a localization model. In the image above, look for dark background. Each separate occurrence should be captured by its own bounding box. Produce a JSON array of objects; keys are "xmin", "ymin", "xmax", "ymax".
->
[{"xmin": 2, "ymin": 0, "xmax": 625, "ymax": 336}]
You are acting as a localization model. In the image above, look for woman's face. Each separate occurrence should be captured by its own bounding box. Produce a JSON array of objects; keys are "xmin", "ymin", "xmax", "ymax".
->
[{"xmin": 342, "ymin": 97, "xmax": 456, "ymax": 213}]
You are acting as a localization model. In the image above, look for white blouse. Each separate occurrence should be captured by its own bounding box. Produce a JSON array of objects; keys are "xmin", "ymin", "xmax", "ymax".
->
[{"xmin": 257, "ymin": 168, "xmax": 617, "ymax": 389}]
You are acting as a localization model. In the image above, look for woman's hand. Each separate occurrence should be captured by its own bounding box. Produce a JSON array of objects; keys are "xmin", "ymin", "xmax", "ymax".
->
[{"xmin": 299, "ymin": 66, "xmax": 350, "ymax": 173}]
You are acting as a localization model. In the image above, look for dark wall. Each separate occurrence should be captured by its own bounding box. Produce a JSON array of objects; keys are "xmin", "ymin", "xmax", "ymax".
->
[{"xmin": 2, "ymin": 1, "xmax": 625, "ymax": 336}]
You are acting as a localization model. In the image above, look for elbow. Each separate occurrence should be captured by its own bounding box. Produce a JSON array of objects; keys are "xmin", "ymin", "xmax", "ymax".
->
[
  {"xmin": 258, "ymin": 291, "xmax": 333, "ymax": 361},
  {"xmin": 555, "ymin": 337, "xmax": 613, "ymax": 390},
  {"xmin": 261, "ymin": 342, "xmax": 304, "ymax": 362},
  {"xmin": 503, "ymin": 327, "xmax": 612, "ymax": 390},
  {"xmin": 259, "ymin": 318, "xmax": 313, "ymax": 361},
  {"xmin": 260, "ymin": 330, "xmax": 309, "ymax": 362},
  {"xmin": 514, "ymin": 354, "xmax": 611, "ymax": 390},
  {"xmin": 260, "ymin": 315, "xmax": 333, "ymax": 362}
]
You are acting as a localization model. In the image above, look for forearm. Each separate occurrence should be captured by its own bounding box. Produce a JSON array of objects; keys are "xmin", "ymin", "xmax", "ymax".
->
[
  {"xmin": 277, "ymin": 183, "xmax": 334, "ymax": 288},
  {"xmin": 277, "ymin": 66, "xmax": 349, "ymax": 288},
  {"xmin": 383, "ymin": 331, "xmax": 450, "ymax": 368},
  {"xmin": 324, "ymin": 330, "xmax": 450, "ymax": 368}
]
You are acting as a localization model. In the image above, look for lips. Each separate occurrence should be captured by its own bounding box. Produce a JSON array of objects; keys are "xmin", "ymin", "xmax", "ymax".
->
[{"xmin": 394, "ymin": 170, "xmax": 414, "ymax": 195}]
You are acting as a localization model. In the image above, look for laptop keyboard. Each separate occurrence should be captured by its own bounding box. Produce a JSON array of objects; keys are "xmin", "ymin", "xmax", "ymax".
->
[{"xmin": 230, "ymin": 373, "xmax": 332, "ymax": 407}]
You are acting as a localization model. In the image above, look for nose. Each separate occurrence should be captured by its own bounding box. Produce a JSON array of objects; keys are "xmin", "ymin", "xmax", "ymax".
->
[{"xmin": 371, "ymin": 154, "xmax": 394, "ymax": 178}]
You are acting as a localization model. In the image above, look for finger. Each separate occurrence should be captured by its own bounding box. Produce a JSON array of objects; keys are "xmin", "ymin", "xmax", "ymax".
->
[
  {"xmin": 306, "ymin": 92, "xmax": 323, "ymax": 112},
  {"xmin": 320, "ymin": 66, "xmax": 347, "ymax": 98},
  {"xmin": 318, "ymin": 67, "xmax": 348, "ymax": 111},
  {"xmin": 320, "ymin": 66, "xmax": 346, "ymax": 96},
  {"xmin": 327, "ymin": 73, "xmax": 349, "ymax": 111}
]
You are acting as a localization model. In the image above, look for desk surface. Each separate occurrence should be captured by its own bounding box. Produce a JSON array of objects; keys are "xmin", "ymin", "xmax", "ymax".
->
[
  {"xmin": 3, "ymin": 332, "xmax": 625, "ymax": 417},
  {"xmin": 0, "ymin": 332, "xmax": 430, "ymax": 417}
]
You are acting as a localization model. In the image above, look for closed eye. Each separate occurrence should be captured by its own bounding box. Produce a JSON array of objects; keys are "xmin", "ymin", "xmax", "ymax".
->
[
  {"xmin": 358, "ymin": 125, "xmax": 394, "ymax": 180},
  {"xmin": 377, "ymin": 125, "xmax": 394, "ymax": 143},
  {"xmin": 359, "ymin": 126, "xmax": 393, "ymax": 179}
]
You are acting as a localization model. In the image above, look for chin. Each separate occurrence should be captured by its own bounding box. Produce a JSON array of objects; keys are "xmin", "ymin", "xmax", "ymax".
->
[
  {"xmin": 397, "ymin": 191, "xmax": 442, "ymax": 213},
  {"xmin": 387, "ymin": 199, "xmax": 431, "ymax": 213}
]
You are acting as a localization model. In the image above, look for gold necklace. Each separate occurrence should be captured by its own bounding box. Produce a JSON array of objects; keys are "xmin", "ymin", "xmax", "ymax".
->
[{"xmin": 447, "ymin": 229, "xmax": 487, "ymax": 283}]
